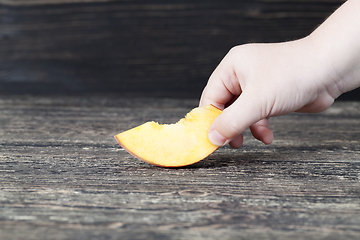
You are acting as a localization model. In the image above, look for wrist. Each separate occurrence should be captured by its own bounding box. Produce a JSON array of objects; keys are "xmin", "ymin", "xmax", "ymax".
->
[{"xmin": 308, "ymin": 0, "xmax": 360, "ymax": 97}]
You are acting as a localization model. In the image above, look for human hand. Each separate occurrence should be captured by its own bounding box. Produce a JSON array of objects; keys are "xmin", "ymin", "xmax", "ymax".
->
[
  {"xmin": 200, "ymin": 0, "xmax": 360, "ymax": 148},
  {"xmin": 200, "ymin": 37, "xmax": 338, "ymax": 148}
]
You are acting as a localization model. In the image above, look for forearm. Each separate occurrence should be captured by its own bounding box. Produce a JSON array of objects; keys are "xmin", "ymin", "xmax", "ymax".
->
[{"xmin": 310, "ymin": 0, "xmax": 360, "ymax": 97}]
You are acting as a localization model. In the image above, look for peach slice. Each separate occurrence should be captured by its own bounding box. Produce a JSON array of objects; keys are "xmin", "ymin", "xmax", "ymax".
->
[{"xmin": 114, "ymin": 105, "xmax": 222, "ymax": 167}]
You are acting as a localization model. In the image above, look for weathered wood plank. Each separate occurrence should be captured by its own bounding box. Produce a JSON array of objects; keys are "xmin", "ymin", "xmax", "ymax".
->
[
  {"xmin": 0, "ymin": 96, "xmax": 359, "ymax": 239},
  {"xmin": 1, "ymin": 0, "xmax": 357, "ymax": 100},
  {"xmin": 0, "ymin": 0, "xmax": 118, "ymax": 5}
]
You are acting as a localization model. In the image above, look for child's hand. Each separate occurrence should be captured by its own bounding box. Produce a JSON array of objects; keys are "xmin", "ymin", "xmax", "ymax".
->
[
  {"xmin": 200, "ymin": 38, "xmax": 336, "ymax": 148},
  {"xmin": 200, "ymin": 0, "xmax": 360, "ymax": 148}
]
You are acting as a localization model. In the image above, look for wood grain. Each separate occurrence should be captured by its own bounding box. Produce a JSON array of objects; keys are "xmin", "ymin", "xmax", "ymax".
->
[
  {"xmin": 1, "ymin": 0, "xmax": 357, "ymax": 100},
  {"xmin": 0, "ymin": 0, "xmax": 118, "ymax": 5},
  {"xmin": 0, "ymin": 96, "xmax": 359, "ymax": 239}
]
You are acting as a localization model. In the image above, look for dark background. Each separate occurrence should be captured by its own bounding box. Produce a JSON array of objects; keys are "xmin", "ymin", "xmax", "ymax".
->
[{"xmin": 0, "ymin": 0, "xmax": 357, "ymax": 100}]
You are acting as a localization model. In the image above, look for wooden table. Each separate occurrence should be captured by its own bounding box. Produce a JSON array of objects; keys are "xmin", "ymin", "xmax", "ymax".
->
[{"xmin": 1, "ymin": 96, "xmax": 359, "ymax": 240}]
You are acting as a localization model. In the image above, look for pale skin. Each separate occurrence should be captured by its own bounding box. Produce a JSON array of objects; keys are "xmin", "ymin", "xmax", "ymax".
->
[{"xmin": 199, "ymin": 0, "xmax": 360, "ymax": 148}]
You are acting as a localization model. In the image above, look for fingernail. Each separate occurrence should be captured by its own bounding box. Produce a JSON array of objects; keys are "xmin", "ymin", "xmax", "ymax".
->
[{"xmin": 209, "ymin": 130, "xmax": 230, "ymax": 146}]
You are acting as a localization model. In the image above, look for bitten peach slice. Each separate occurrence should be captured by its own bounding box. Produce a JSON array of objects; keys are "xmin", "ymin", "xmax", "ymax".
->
[{"xmin": 114, "ymin": 105, "xmax": 222, "ymax": 167}]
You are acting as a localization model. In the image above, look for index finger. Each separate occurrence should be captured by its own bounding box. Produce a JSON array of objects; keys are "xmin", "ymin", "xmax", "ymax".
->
[{"xmin": 199, "ymin": 54, "xmax": 242, "ymax": 109}]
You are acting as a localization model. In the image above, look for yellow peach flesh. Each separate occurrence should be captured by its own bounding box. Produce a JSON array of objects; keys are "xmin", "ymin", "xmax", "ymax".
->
[{"xmin": 114, "ymin": 104, "xmax": 222, "ymax": 167}]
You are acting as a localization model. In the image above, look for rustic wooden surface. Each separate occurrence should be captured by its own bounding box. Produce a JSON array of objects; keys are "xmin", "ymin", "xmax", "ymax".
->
[
  {"xmin": 0, "ymin": 96, "xmax": 359, "ymax": 240},
  {"xmin": 2, "ymin": 0, "xmax": 359, "ymax": 100}
]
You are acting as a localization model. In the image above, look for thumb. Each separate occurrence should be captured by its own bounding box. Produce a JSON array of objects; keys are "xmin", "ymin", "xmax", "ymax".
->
[{"xmin": 208, "ymin": 92, "xmax": 262, "ymax": 146}]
